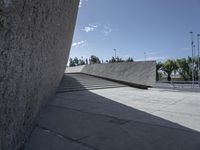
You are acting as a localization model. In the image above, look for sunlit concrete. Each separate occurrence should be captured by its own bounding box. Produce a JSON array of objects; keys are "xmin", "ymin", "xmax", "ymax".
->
[{"xmin": 90, "ymin": 86, "xmax": 200, "ymax": 132}]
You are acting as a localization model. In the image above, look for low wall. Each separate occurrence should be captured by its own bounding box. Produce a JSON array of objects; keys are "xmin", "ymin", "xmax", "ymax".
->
[
  {"xmin": 0, "ymin": 0, "xmax": 79, "ymax": 150},
  {"xmin": 65, "ymin": 61, "xmax": 156, "ymax": 88},
  {"xmin": 65, "ymin": 65, "xmax": 85, "ymax": 73}
]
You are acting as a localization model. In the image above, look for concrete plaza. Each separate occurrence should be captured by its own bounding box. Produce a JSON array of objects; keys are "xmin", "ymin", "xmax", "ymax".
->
[{"xmin": 25, "ymin": 73, "xmax": 200, "ymax": 150}]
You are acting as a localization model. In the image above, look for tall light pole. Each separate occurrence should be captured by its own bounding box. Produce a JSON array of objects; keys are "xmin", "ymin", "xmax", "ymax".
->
[
  {"xmin": 197, "ymin": 34, "xmax": 200, "ymax": 87},
  {"xmin": 190, "ymin": 32, "xmax": 194, "ymax": 88},
  {"xmin": 144, "ymin": 52, "xmax": 146, "ymax": 61},
  {"xmin": 113, "ymin": 48, "xmax": 116, "ymax": 59},
  {"xmin": 194, "ymin": 44, "xmax": 196, "ymax": 82}
]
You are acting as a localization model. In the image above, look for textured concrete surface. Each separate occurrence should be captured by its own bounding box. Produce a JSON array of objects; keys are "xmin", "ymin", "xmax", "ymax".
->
[
  {"xmin": 25, "ymin": 73, "xmax": 200, "ymax": 150},
  {"xmin": 65, "ymin": 61, "xmax": 156, "ymax": 87},
  {"xmin": 0, "ymin": 1, "xmax": 79, "ymax": 149}
]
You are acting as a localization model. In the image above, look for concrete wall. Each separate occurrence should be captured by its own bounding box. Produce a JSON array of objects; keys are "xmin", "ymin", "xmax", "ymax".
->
[
  {"xmin": 65, "ymin": 65, "xmax": 85, "ymax": 73},
  {"xmin": 0, "ymin": 0, "xmax": 79, "ymax": 149},
  {"xmin": 65, "ymin": 61, "xmax": 156, "ymax": 87}
]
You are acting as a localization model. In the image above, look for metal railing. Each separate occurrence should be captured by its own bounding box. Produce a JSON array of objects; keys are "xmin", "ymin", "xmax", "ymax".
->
[{"xmin": 157, "ymin": 81, "xmax": 200, "ymax": 89}]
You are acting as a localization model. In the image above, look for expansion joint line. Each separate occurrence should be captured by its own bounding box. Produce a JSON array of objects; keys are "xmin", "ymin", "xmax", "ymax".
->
[
  {"xmin": 48, "ymin": 104, "xmax": 131, "ymax": 125},
  {"xmin": 47, "ymin": 104, "xmax": 200, "ymax": 134},
  {"xmin": 36, "ymin": 125, "xmax": 100, "ymax": 150}
]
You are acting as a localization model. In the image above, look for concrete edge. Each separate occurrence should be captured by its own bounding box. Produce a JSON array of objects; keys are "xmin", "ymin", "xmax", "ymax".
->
[{"xmin": 65, "ymin": 72, "xmax": 149, "ymax": 89}]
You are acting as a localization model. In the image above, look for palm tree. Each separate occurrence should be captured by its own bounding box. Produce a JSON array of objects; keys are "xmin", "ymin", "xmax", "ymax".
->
[
  {"xmin": 69, "ymin": 58, "xmax": 75, "ymax": 67},
  {"xmin": 126, "ymin": 57, "xmax": 134, "ymax": 62},
  {"xmin": 176, "ymin": 58, "xmax": 191, "ymax": 80},
  {"xmin": 89, "ymin": 55, "xmax": 101, "ymax": 64},
  {"xmin": 161, "ymin": 60, "xmax": 177, "ymax": 81},
  {"xmin": 156, "ymin": 62, "xmax": 163, "ymax": 81}
]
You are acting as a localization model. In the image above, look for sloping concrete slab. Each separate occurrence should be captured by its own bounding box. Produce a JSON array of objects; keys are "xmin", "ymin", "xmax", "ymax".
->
[{"xmin": 65, "ymin": 61, "xmax": 156, "ymax": 87}]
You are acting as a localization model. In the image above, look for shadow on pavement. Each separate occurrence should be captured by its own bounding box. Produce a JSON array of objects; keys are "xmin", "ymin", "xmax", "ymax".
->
[{"xmin": 24, "ymin": 74, "xmax": 200, "ymax": 150}]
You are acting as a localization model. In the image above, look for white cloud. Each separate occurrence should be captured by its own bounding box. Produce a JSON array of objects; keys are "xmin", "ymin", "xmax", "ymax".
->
[
  {"xmin": 89, "ymin": 24, "xmax": 98, "ymax": 28},
  {"xmin": 103, "ymin": 24, "xmax": 112, "ymax": 36},
  {"xmin": 82, "ymin": 27, "xmax": 94, "ymax": 32},
  {"xmin": 72, "ymin": 40, "xmax": 88, "ymax": 48},
  {"xmin": 82, "ymin": 24, "xmax": 99, "ymax": 33},
  {"xmin": 79, "ymin": 0, "xmax": 88, "ymax": 8},
  {"xmin": 81, "ymin": 23, "xmax": 112, "ymax": 37}
]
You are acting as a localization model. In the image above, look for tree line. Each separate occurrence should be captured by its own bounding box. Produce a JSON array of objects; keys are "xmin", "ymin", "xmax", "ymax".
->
[
  {"xmin": 157, "ymin": 56, "xmax": 200, "ymax": 81},
  {"xmin": 69, "ymin": 55, "xmax": 134, "ymax": 67}
]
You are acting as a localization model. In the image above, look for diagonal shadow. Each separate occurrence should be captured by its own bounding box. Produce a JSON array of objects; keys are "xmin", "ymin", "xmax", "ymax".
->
[{"xmin": 24, "ymin": 74, "xmax": 200, "ymax": 150}]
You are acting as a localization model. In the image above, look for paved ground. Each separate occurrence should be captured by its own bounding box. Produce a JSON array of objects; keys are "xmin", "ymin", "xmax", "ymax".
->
[{"xmin": 24, "ymin": 73, "xmax": 200, "ymax": 150}]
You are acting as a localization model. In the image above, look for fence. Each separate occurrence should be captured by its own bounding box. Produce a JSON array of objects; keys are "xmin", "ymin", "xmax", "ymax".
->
[{"xmin": 157, "ymin": 81, "xmax": 200, "ymax": 89}]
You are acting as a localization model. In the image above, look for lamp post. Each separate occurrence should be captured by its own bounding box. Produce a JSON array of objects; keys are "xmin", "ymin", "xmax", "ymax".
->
[
  {"xmin": 144, "ymin": 52, "xmax": 146, "ymax": 61},
  {"xmin": 113, "ymin": 48, "xmax": 116, "ymax": 59},
  {"xmin": 190, "ymin": 32, "xmax": 194, "ymax": 88},
  {"xmin": 194, "ymin": 44, "xmax": 196, "ymax": 83},
  {"xmin": 197, "ymin": 34, "xmax": 200, "ymax": 87}
]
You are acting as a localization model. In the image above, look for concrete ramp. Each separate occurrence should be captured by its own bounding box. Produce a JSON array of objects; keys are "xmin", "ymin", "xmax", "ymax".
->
[{"xmin": 65, "ymin": 61, "xmax": 156, "ymax": 88}]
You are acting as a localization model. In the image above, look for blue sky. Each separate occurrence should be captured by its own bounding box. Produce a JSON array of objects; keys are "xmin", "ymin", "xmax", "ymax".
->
[{"xmin": 69, "ymin": 0, "xmax": 200, "ymax": 62}]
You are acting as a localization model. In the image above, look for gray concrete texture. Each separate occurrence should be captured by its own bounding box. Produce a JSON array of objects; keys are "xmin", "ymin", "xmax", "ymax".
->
[
  {"xmin": 25, "ymin": 74, "xmax": 200, "ymax": 150},
  {"xmin": 65, "ymin": 61, "xmax": 156, "ymax": 87},
  {"xmin": 0, "ymin": 0, "xmax": 79, "ymax": 149}
]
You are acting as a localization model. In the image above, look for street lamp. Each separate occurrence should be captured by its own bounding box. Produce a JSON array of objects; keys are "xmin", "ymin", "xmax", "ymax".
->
[
  {"xmin": 197, "ymin": 34, "xmax": 200, "ymax": 87},
  {"xmin": 194, "ymin": 44, "xmax": 196, "ymax": 82},
  {"xmin": 113, "ymin": 48, "xmax": 116, "ymax": 59},
  {"xmin": 190, "ymin": 32, "xmax": 194, "ymax": 88},
  {"xmin": 144, "ymin": 52, "xmax": 146, "ymax": 61}
]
